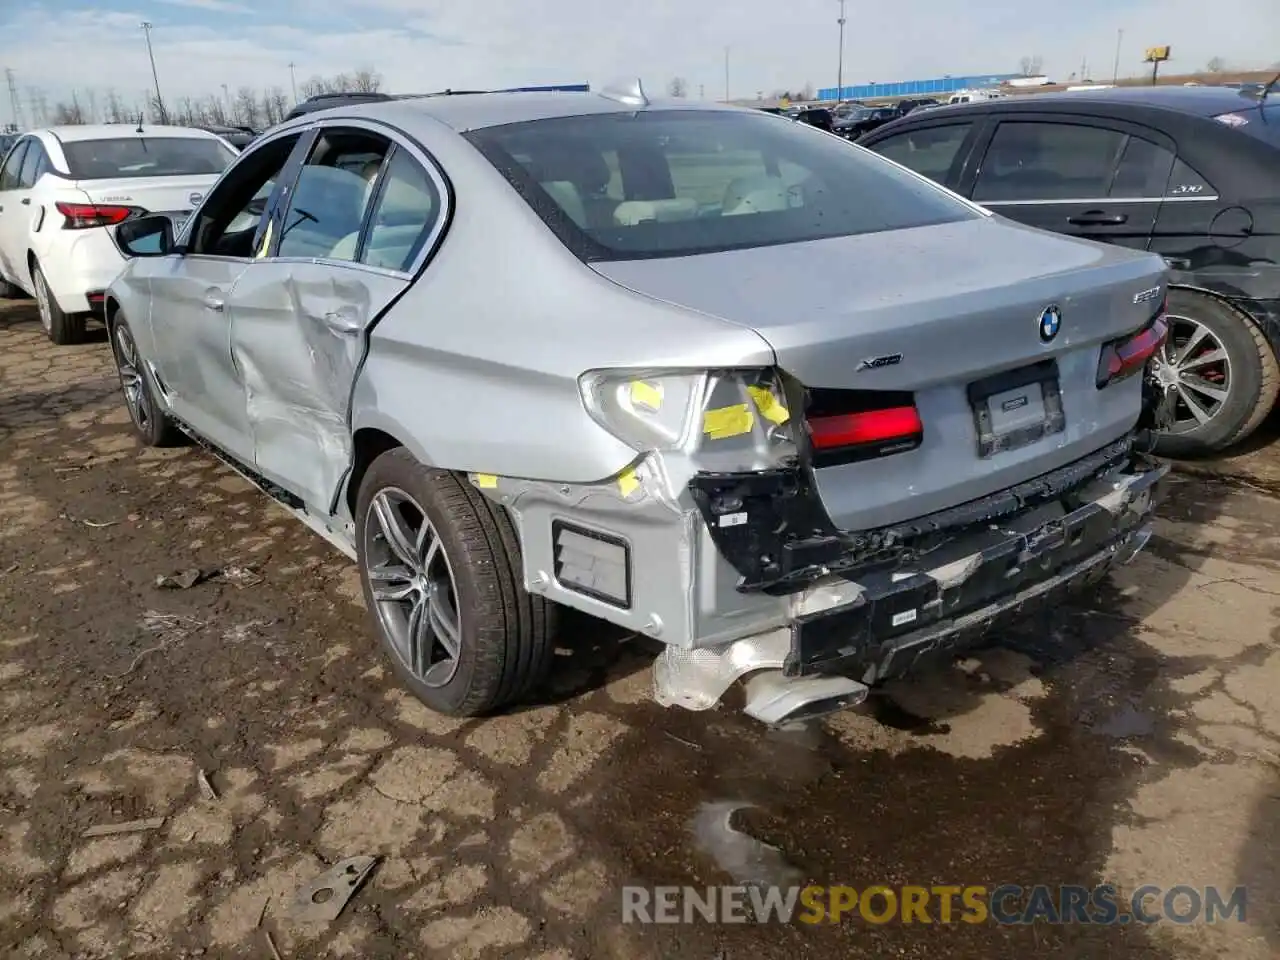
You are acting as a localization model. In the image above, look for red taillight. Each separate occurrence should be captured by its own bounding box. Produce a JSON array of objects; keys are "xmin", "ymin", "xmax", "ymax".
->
[
  {"xmin": 54, "ymin": 202, "xmax": 138, "ymax": 229},
  {"xmin": 807, "ymin": 404, "xmax": 923, "ymax": 466},
  {"xmin": 1097, "ymin": 314, "xmax": 1169, "ymax": 388}
]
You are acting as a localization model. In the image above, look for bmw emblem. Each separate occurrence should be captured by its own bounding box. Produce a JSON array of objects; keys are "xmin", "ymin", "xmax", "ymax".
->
[
  {"xmin": 1039, "ymin": 305, "xmax": 1062, "ymax": 343},
  {"xmin": 188, "ymin": 192, "xmax": 203, "ymax": 205}
]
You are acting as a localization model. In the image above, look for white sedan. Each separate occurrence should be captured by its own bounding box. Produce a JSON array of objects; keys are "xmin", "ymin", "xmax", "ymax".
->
[{"xmin": 0, "ymin": 124, "xmax": 236, "ymax": 344}]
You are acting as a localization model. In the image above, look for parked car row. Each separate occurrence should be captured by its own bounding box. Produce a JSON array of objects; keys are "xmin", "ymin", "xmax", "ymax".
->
[
  {"xmin": 3, "ymin": 81, "xmax": 1265, "ymax": 728},
  {"xmin": 857, "ymin": 84, "xmax": 1280, "ymax": 458}
]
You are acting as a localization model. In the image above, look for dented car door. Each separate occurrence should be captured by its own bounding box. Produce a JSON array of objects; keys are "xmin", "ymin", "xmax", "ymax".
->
[{"xmin": 225, "ymin": 130, "xmax": 447, "ymax": 513}]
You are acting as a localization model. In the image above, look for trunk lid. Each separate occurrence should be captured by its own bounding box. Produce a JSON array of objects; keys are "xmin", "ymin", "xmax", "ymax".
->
[
  {"xmin": 592, "ymin": 216, "xmax": 1168, "ymax": 530},
  {"xmin": 72, "ymin": 174, "xmax": 219, "ymax": 228}
]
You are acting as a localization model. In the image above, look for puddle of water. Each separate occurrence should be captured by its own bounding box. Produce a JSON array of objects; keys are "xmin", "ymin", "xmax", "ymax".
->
[
  {"xmin": 1090, "ymin": 702, "xmax": 1156, "ymax": 739},
  {"xmin": 689, "ymin": 801, "xmax": 804, "ymax": 890}
]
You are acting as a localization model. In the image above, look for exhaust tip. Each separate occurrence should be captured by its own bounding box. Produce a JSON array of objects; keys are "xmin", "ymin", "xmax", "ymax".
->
[{"xmin": 742, "ymin": 671, "xmax": 869, "ymax": 726}]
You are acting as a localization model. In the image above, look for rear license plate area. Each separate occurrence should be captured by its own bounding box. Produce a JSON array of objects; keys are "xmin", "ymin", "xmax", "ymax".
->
[{"xmin": 967, "ymin": 359, "xmax": 1066, "ymax": 458}]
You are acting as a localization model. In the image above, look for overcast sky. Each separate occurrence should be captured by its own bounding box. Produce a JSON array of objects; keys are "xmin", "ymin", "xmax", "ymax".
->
[{"xmin": 2, "ymin": 0, "xmax": 1277, "ymax": 118}]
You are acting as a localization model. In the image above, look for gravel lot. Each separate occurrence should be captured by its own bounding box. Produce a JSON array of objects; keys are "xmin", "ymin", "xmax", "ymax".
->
[{"xmin": 1, "ymin": 298, "xmax": 1278, "ymax": 959}]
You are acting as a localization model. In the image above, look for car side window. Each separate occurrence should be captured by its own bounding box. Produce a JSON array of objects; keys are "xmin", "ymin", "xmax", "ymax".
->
[
  {"xmin": 870, "ymin": 123, "xmax": 973, "ymax": 184},
  {"xmin": 276, "ymin": 129, "xmax": 390, "ymax": 262},
  {"xmin": 17, "ymin": 142, "xmax": 49, "ymax": 189},
  {"xmin": 1165, "ymin": 158, "xmax": 1215, "ymax": 198},
  {"xmin": 1108, "ymin": 135, "xmax": 1175, "ymax": 198},
  {"xmin": 189, "ymin": 133, "xmax": 304, "ymax": 258},
  {"xmin": 0, "ymin": 140, "xmax": 28, "ymax": 191},
  {"xmin": 358, "ymin": 147, "xmax": 441, "ymax": 273},
  {"xmin": 973, "ymin": 121, "xmax": 1128, "ymax": 202}
]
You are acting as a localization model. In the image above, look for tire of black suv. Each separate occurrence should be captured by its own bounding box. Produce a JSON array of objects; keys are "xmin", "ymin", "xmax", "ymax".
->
[
  {"xmin": 354, "ymin": 449, "xmax": 556, "ymax": 717},
  {"xmin": 108, "ymin": 310, "xmax": 184, "ymax": 447},
  {"xmin": 1151, "ymin": 289, "xmax": 1280, "ymax": 459},
  {"xmin": 32, "ymin": 263, "xmax": 86, "ymax": 345}
]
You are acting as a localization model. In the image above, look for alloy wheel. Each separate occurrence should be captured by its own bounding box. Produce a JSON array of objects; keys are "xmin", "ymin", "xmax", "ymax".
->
[
  {"xmin": 363, "ymin": 488, "xmax": 463, "ymax": 688},
  {"xmin": 111, "ymin": 323, "xmax": 152, "ymax": 431},
  {"xmin": 1148, "ymin": 313, "xmax": 1232, "ymax": 435}
]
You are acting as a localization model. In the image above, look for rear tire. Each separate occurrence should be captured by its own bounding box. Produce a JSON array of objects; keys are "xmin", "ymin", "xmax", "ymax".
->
[
  {"xmin": 355, "ymin": 449, "xmax": 555, "ymax": 716},
  {"xmin": 109, "ymin": 311, "xmax": 183, "ymax": 447},
  {"xmin": 33, "ymin": 263, "xmax": 86, "ymax": 345},
  {"xmin": 1150, "ymin": 289, "xmax": 1279, "ymax": 458}
]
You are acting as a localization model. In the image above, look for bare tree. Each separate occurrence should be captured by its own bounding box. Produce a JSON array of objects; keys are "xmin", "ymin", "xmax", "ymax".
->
[
  {"xmin": 1205, "ymin": 56, "xmax": 1226, "ymax": 73},
  {"xmin": 667, "ymin": 77, "xmax": 688, "ymax": 98},
  {"xmin": 104, "ymin": 88, "xmax": 128, "ymax": 123},
  {"xmin": 350, "ymin": 69, "xmax": 383, "ymax": 93},
  {"xmin": 233, "ymin": 86, "xmax": 260, "ymax": 128},
  {"xmin": 1018, "ymin": 55, "xmax": 1044, "ymax": 76},
  {"xmin": 50, "ymin": 100, "xmax": 85, "ymax": 124}
]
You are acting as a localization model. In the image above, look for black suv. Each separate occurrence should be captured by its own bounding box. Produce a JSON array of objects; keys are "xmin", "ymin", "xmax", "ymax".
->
[
  {"xmin": 859, "ymin": 85, "xmax": 1280, "ymax": 457},
  {"xmin": 283, "ymin": 91, "xmax": 394, "ymax": 122}
]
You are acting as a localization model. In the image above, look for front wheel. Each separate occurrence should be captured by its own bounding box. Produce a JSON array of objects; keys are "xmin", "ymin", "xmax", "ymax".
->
[
  {"xmin": 109, "ymin": 311, "xmax": 183, "ymax": 447},
  {"xmin": 355, "ymin": 449, "xmax": 555, "ymax": 716},
  {"xmin": 33, "ymin": 263, "xmax": 86, "ymax": 345},
  {"xmin": 1149, "ymin": 289, "xmax": 1279, "ymax": 458}
]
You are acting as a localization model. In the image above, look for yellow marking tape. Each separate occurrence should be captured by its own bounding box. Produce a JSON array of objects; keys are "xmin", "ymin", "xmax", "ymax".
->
[
  {"xmin": 255, "ymin": 218, "xmax": 273, "ymax": 259},
  {"xmin": 703, "ymin": 403, "xmax": 755, "ymax": 440},
  {"xmin": 629, "ymin": 380, "xmax": 663, "ymax": 412},
  {"xmin": 474, "ymin": 473, "xmax": 498, "ymax": 489},
  {"xmin": 617, "ymin": 467, "xmax": 640, "ymax": 497},
  {"xmin": 747, "ymin": 385, "xmax": 790, "ymax": 425}
]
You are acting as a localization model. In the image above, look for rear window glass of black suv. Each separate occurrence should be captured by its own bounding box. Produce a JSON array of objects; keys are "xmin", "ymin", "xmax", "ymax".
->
[
  {"xmin": 466, "ymin": 109, "xmax": 980, "ymax": 261},
  {"xmin": 61, "ymin": 137, "xmax": 235, "ymax": 180}
]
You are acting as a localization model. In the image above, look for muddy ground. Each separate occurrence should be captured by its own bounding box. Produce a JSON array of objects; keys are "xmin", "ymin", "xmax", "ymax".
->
[{"xmin": 1, "ymin": 297, "xmax": 1278, "ymax": 960}]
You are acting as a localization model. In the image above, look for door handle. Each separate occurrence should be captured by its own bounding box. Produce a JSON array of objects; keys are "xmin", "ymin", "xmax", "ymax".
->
[
  {"xmin": 1068, "ymin": 210, "xmax": 1127, "ymax": 226},
  {"xmin": 20, "ymin": 198, "xmax": 29, "ymax": 206},
  {"xmin": 203, "ymin": 296, "xmax": 225, "ymax": 312}
]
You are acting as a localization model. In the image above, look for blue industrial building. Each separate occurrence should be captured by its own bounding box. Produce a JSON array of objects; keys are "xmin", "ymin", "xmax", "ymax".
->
[{"xmin": 818, "ymin": 73, "xmax": 1022, "ymax": 101}]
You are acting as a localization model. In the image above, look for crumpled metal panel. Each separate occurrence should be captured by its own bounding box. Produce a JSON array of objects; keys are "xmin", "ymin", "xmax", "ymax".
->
[{"xmin": 228, "ymin": 261, "xmax": 408, "ymax": 512}]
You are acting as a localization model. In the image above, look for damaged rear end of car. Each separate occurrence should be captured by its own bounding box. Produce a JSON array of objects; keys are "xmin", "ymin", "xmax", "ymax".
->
[{"xmin": 459, "ymin": 104, "xmax": 1172, "ymax": 725}]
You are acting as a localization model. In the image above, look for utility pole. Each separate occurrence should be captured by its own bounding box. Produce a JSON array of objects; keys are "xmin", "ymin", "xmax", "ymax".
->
[
  {"xmin": 836, "ymin": 0, "xmax": 847, "ymax": 102},
  {"xmin": 699, "ymin": 84, "xmax": 705, "ymax": 99},
  {"xmin": 1112, "ymin": 28, "xmax": 1124, "ymax": 83},
  {"xmin": 140, "ymin": 21, "xmax": 167, "ymax": 123},
  {"xmin": 288, "ymin": 62, "xmax": 298, "ymax": 103},
  {"xmin": 723, "ymin": 47, "xmax": 730, "ymax": 102},
  {"xmin": 4, "ymin": 68, "xmax": 23, "ymax": 130}
]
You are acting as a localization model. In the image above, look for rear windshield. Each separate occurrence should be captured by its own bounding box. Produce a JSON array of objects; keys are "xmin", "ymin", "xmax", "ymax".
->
[
  {"xmin": 61, "ymin": 137, "xmax": 235, "ymax": 180},
  {"xmin": 465, "ymin": 110, "xmax": 979, "ymax": 261}
]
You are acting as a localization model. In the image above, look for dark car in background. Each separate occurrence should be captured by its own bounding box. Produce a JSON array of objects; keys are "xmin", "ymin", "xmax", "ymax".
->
[
  {"xmin": 790, "ymin": 107, "xmax": 835, "ymax": 131},
  {"xmin": 859, "ymin": 85, "xmax": 1280, "ymax": 457},
  {"xmin": 197, "ymin": 124, "xmax": 257, "ymax": 150},
  {"xmin": 0, "ymin": 132, "xmax": 17, "ymax": 159},
  {"xmin": 833, "ymin": 105, "xmax": 899, "ymax": 138}
]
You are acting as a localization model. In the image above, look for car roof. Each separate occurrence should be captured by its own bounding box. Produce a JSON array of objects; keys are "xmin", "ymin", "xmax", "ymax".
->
[
  {"xmin": 919, "ymin": 85, "xmax": 1268, "ymax": 120},
  {"xmin": 286, "ymin": 90, "xmax": 742, "ymax": 133},
  {"xmin": 39, "ymin": 123, "xmax": 224, "ymax": 143}
]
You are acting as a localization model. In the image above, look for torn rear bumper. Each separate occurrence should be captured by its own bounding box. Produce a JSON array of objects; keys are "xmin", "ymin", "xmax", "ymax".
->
[{"xmin": 655, "ymin": 452, "xmax": 1165, "ymax": 714}]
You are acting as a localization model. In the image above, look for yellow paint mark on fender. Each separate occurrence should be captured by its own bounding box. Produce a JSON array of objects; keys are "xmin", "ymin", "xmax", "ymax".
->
[
  {"xmin": 747, "ymin": 386, "xmax": 790, "ymax": 425},
  {"xmin": 703, "ymin": 404, "xmax": 755, "ymax": 440},
  {"xmin": 474, "ymin": 474, "xmax": 498, "ymax": 489},
  {"xmin": 629, "ymin": 380, "xmax": 663, "ymax": 412},
  {"xmin": 617, "ymin": 468, "xmax": 640, "ymax": 497}
]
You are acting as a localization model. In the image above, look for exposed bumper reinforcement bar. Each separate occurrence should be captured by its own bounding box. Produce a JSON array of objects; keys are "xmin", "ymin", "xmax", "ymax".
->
[{"xmin": 657, "ymin": 451, "xmax": 1166, "ymax": 717}]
